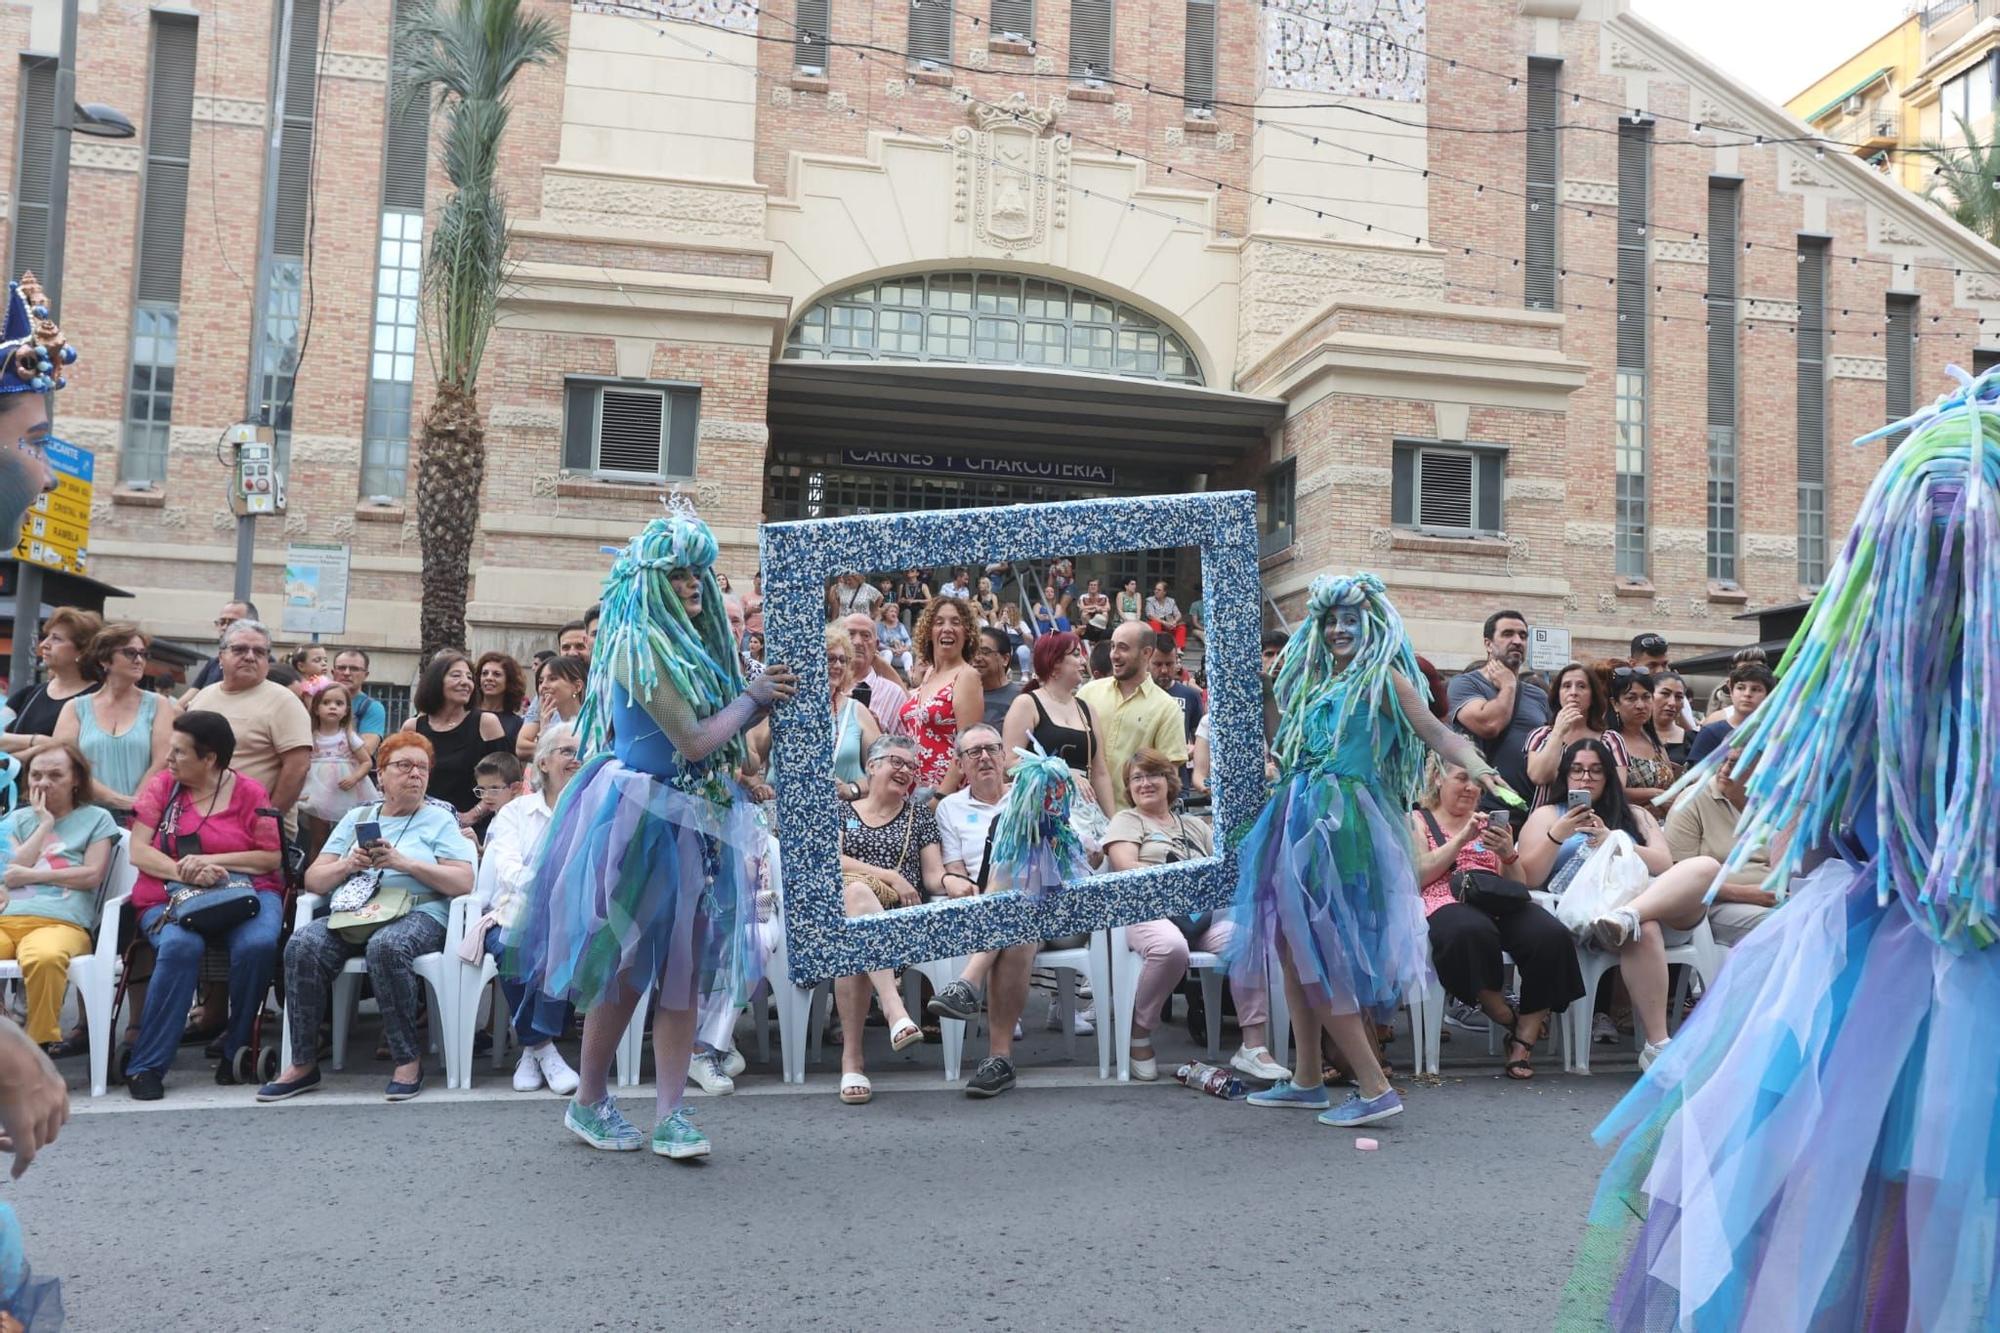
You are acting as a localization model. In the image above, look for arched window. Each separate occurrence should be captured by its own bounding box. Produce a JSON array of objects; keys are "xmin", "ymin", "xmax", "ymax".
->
[{"xmin": 783, "ymin": 270, "xmax": 1203, "ymax": 385}]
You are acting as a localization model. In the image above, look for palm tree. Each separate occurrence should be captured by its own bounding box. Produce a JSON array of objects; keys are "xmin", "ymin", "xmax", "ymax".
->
[
  {"xmin": 398, "ymin": 0, "xmax": 560, "ymax": 659},
  {"xmin": 1919, "ymin": 114, "xmax": 2000, "ymax": 247}
]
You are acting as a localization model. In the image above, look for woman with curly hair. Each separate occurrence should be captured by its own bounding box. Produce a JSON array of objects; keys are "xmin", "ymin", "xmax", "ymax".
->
[
  {"xmin": 900, "ymin": 595, "xmax": 983, "ymax": 794},
  {"xmin": 1230, "ymin": 574, "xmax": 1518, "ymax": 1129},
  {"xmin": 473, "ymin": 651, "xmax": 529, "ymax": 751}
]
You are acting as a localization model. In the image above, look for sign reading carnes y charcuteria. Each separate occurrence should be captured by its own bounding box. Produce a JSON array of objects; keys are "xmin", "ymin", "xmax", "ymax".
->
[{"xmin": 841, "ymin": 449, "xmax": 1117, "ymax": 487}]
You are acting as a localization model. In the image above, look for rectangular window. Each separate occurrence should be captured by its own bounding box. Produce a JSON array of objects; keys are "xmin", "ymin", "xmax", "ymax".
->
[
  {"xmin": 796, "ymin": 0, "xmax": 830, "ymax": 72},
  {"xmin": 1184, "ymin": 0, "xmax": 1216, "ymax": 114},
  {"xmin": 1797, "ymin": 236, "xmax": 1830, "ymax": 588},
  {"xmin": 360, "ymin": 3, "xmax": 433, "ymax": 500},
  {"xmin": 1524, "ymin": 58, "xmax": 1561, "ymax": 312},
  {"xmin": 1070, "ymin": 0, "xmax": 1113, "ymax": 82},
  {"xmin": 1391, "ymin": 442, "xmax": 1505, "ymax": 537},
  {"xmin": 1614, "ymin": 119, "xmax": 1651, "ymax": 581},
  {"xmin": 1706, "ymin": 178, "xmax": 1740, "ymax": 585},
  {"xmin": 1884, "ymin": 292, "xmax": 1918, "ymax": 454},
  {"xmin": 990, "ymin": 0, "xmax": 1032, "ymax": 41},
  {"xmin": 9, "ymin": 58, "xmax": 56, "ymax": 283},
  {"xmin": 562, "ymin": 379, "xmax": 699, "ymax": 482},
  {"xmin": 123, "ymin": 13, "xmax": 199, "ymax": 487},
  {"xmin": 1259, "ymin": 458, "xmax": 1295, "ymax": 556},
  {"xmin": 257, "ymin": 0, "xmax": 321, "ymax": 472},
  {"xmin": 907, "ymin": 0, "xmax": 950, "ymax": 68}
]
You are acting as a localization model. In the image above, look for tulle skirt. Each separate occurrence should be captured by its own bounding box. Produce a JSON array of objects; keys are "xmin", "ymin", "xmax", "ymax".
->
[
  {"xmin": 506, "ymin": 755, "xmax": 767, "ymax": 1029},
  {"xmin": 1561, "ymin": 856, "xmax": 2000, "ymax": 1331},
  {"xmin": 1224, "ymin": 771, "xmax": 1430, "ymax": 1021}
]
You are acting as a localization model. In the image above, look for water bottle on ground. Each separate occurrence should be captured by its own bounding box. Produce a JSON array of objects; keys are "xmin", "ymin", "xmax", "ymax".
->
[{"xmin": 1176, "ymin": 1061, "xmax": 1247, "ymax": 1100}]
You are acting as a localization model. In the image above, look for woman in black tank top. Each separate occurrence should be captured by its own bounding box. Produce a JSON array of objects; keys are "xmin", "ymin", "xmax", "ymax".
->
[
  {"xmin": 1029, "ymin": 692, "xmax": 1094, "ymax": 772},
  {"xmin": 998, "ymin": 630, "xmax": 1117, "ymax": 814}
]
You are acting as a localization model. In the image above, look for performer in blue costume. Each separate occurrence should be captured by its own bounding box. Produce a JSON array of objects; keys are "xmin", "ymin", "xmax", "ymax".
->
[
  {"xmin": 509, "ymin": 497, "xmax": 795, "ymax": 1160},
  {"xmin": 1560, "ymin": 367, "xmax": 2000, "ymax": 1330},
  {"xmin": 1227, "ymin": 574, "xmax": 1515, "ymax": 1129}
]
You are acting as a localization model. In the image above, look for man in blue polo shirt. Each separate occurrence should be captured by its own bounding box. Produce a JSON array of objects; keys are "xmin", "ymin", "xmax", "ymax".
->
[{"xmin": 331, "ymin": 648, "xmax": 386, "ymax": 758}]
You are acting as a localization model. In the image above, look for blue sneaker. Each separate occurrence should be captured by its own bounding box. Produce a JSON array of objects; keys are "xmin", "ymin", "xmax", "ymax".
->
[
  {"xmin": 1317, "ymin": 1088, "xmax": 1404, "ymax": 1128},
  {"xmin": 651, "ymin": 1108, "xmax": 711, "ymax": 1160},
  {"xmin": 566, "ymin": 1095, "xmax": 643, "ymax": 1151},
  {"xmin": 1245, "ymin": 1079, "xmax": 1331, "ymax": 1110}
]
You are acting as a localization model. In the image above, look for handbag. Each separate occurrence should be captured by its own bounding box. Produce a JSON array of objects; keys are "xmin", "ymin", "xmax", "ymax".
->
[
  {"xmin": 152, "ymin": 779, "xmax": 265, "ymax": 938},
  {"xmin": 326, "ymin": 804, "xmax": 417, "ymax": 942},
  {"xmin": 1449, "ymin": 868, "xmax": 1531, "ymax": 917},
  {"xmin": 843, "ymin": 801, "xmax": 918, "ymax": 911}
]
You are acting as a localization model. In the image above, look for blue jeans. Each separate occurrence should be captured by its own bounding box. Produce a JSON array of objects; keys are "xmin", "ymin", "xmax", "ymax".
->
[
  {"xmin": 484, "ymin": 925, "xmax": 571, "ymax": 1047},
  {"xmin": 130, "ymin": 891, "xmax": 283, "ymax": 1076}
]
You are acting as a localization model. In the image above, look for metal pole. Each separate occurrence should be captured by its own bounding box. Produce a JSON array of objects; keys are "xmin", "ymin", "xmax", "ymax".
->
[
  {"xmin": 235, "ymin": 0, "xmax": 296, "ymax": 603},
  {"xmin": 10, "ymin": 0, "xmax": 80, "ymax": 692}
]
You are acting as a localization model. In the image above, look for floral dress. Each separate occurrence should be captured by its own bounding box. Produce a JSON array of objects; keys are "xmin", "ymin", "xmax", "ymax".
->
[{"xmin": 898, "ymin": 682, "xmax": 957, "ymax": 787}]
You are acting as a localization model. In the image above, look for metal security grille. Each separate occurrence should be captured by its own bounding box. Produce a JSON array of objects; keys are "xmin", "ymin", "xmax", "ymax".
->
[
  {"xmin": 9, "ymin": 59, "xmax": 55, "ymax": 283},
  {"xmin": 785, "ymin": 271, "xmax": 1202, "ymax": 383},
  {"xmin": 381, "ymin": 0, "xmax": 430, "ymax": 213},
  {"xmin": 1070, "ymin": 0, "xmax": 1113, "ymax": 80},
  {"xmin": 795, "ymin": 0, "xmax": 830, "ymax": 70},
  {"xmin": 1614, "ymin": 120, "xmax": 1651, "ymax": 580},
  {"xmin": 990, "ymin": 0, "xmax": 1032, "ymax": 40},
  {"xmin": 1391, "ymin": 443, "xmax": 1505, "ymax": 536},
  {"xmin": 562, "ymin": 380, "xmax": 699, "ymax": 480},
  {"xmin": 1184, "ymin": 0, "xmax": 1216, "ymax": 112},
  {"xmin": 1706, "ymin": 178, "xmax": 1740, "ymax": 584},
  {"xmin": 908, "ymin": 0, "xmax": 950, "ymax": 67},
  {"xmin": 1885, "ymin": 292, "xmax": 1918, "ymax": 453},
  {"xmin": 1797, "ymin": 237, "xmax": 1829, "ymax": 588},
  {"xmin": 1524, "ymin": 59, "xmax": 1561, "ymax": 312},
  {"xmin": 272, "ymin": 0, "xmax": 321, "ymax": 255},
  {"xmin": 124, "ymin": 14, "xmax": 199, "ymax": 488}
]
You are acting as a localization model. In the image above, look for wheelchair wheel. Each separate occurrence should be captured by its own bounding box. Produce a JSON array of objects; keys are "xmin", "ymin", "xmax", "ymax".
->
[
  {"xmin": 258, "ymin": 1045, "xmax": 280, "ymax": 1082},
  {"xmin": 230, "ymin": 1047, "xmax": 257, "ymax": 1085}
]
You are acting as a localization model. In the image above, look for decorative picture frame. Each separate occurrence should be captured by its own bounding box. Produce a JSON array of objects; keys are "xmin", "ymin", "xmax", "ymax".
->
[{"xmin": 761, "ymin": 491, "xmax": 1265, "ymax": 984}]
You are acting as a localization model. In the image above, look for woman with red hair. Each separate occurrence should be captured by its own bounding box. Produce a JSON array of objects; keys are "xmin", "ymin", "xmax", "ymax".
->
[{"xmin": 1000, "ymin": 631, "xmax": 1115, "ymax": 814}]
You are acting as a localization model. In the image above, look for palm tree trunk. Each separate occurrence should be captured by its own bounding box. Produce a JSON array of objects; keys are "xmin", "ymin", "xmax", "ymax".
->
[{"xmin": 416, "ymin": 381, "xmax": 486, "ymax": 659}]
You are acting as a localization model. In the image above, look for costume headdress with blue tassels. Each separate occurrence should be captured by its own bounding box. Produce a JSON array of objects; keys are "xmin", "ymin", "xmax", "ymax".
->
[{"xmin": 1268, "ymin": 573, "xmax": 1427, "ymax": 801}]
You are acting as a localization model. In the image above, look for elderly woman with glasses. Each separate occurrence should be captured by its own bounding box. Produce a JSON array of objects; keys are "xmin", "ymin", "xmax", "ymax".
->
[
  {"xmin": 258, "ymin": 732, "xmax": 476, "ymax": 1103},
  {"xmin": 1514, "ymin": 737, "xmax": 1720, "ymax": 1072},
  {"xmin": 834, "ymin": 733, "xmax": 944, "ymax": 1105},
  {"xmin": 54, "ymin": 620, "xmax": 175, "ymax": 816}
]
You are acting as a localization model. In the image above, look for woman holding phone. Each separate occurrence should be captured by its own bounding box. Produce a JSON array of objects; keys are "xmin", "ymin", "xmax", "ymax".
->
[{"xmin": 1514, "ymin": 737, "xmax": 1719, "ymax": 1071}]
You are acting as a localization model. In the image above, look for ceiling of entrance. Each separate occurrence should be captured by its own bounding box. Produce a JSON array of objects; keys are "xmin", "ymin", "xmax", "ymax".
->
[{"xmin": 767, "ymin": 362, "xmax": 1285, "ymax": 471}]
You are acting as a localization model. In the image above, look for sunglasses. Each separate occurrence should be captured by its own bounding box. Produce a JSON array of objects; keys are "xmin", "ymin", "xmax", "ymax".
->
[
  {"xmin": 1610, "ymin": 666, "xmax": 1653, "ymax": 687},
  {"xmin": 114, "ymin": 647, "xmax": 150, "ymax": 663}
]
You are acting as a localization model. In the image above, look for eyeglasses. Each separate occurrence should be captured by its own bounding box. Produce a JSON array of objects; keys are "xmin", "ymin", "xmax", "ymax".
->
[
  {"xmin": 961, "ymin": 743, "xmax": 1003, "ymax": 758},
  {"xmin": 114, "ymin": 647, "xmax": 150, "ymax": 663},
  {"xmin": 1566, "ymin": 764, "xmax": 1606, "ymax": 778},
  {"xmin": 549, "ymin": 745, "xmax": 580, "ymax": 759},
  {"xmin": 383, "ymin": 759, "xmax": 431, "ymax": 775},
  {"xmin": 223, "ymin": 645, "xmax": 270, "ymax": 659},
  {"xmin": 874, "ymin": 756, "xmax": 918, "ymax": 772}
]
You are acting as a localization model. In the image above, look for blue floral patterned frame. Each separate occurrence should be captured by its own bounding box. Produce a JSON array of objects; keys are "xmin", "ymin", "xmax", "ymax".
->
[{"xmin": 761, "ymin": 491, "xmax": 1265, "ymax": 984}]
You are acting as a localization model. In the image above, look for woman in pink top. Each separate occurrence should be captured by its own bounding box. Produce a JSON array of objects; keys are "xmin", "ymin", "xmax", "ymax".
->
[{"xmin": 1409, "ymin": 759, "xmax": 1581, "ymax": 1081}]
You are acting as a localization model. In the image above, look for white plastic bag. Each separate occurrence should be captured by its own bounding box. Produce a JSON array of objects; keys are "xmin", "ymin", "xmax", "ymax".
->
[{"xmin": 1554, "ymin": 831, "xmax": 1649, "ymax": 940}]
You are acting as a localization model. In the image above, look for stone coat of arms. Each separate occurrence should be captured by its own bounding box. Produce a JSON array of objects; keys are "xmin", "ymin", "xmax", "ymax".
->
[{"xmin": 952, "ymin": 93, "xmax": 1070, "ymax": 250}]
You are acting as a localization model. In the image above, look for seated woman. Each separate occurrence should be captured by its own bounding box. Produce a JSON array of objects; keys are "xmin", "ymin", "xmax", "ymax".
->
[
  {"xmin": 1103, "ymin": 748, "xmax": 1286, "ymax": 1083},
  {"xmin": 0, "ymin": 744, "xmax": 118, "ymax": 1054},
  {"xmin": 834, "ymin": 734, "xmax": 942, "ymax": 1105},
  {"xmin": 473, "ymin": 722, "xmax": 580, "ymax": 1096},
  {"xmin": 125, "ymin": 711, "xmax": 284, "ymax": 1100},
  {"xmin": 259, "ymin": 731, "xmax": 475, "ymax": 1103},
  {"xmin": 1513, "ymin": 737, "xmax": 1720, "ymax": 1071},
  {"xmin": 1411, "ymin": 758, "xmax": 1582, "ymax": 1081}
]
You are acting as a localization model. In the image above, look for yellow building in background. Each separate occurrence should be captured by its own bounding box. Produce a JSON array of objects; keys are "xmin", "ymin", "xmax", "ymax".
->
[{"xmin": 1789, "ymin": 2, "xmax": 2000, "ymax": 194}]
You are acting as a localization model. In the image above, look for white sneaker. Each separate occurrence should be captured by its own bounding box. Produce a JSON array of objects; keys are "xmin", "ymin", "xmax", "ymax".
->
[
  {"xmin": 533, "ymin": 1042, "xmax": 580, "ymax": 1097},
  {"xmin": 1592, "ymin": 1012, "xmax": 1620, "ymax": 1045},
  {"xmin": 1230, "ymin": 1044, "xmax": 1290, "ymax": 1082},
  {"xmin": 1044, "ymin": 1003, "xmax": 1063, "ymax": 1032},
  {"xmin": 1639, "ymin": 1038, "xmax": 1671, "ymax": 1073},
  {"xmin": 513, "ymin": 1049, "xmax": 544, "ymax": 1093},
  {"xmin": 688, "ymin": 1049, "xmax": 736, "ymax": 1095},
  {"xmin": 1073, "ymin": 1005, "xmax": 1095, "ymax": 1036},
  {"xmin": 721, "ymin": 1046, "xmax": 746, "ymax": 1079}
]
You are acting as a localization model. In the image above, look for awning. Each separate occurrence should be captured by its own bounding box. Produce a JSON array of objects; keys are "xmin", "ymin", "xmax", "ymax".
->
[
  {"xmin": 768, "ymin": 361, "xmax": 1286, "ymax": 470},
  {"xmin": 1805, "ymin": 67, "xmax": 1892, "ymax": 124}
]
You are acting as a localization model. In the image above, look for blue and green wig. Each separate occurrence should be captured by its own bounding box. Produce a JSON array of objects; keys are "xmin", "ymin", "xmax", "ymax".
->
[{"xmin": 1269, "ymin": 572, "xmax": 1428, "ymax": 798}]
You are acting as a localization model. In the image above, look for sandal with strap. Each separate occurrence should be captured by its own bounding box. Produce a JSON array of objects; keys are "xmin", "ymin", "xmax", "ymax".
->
[
  {"xmin": 839, "ymin": 1072, "xmax": 872, "ymax": 1104},
  {"xmin": 1502, "ymin": 1029, "xmax": 1535, "ymax": 1081}
]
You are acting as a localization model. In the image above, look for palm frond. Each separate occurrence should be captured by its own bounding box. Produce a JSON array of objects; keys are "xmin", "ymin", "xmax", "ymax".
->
[{"xmin": 1918, "ymin": 114, "xmax": 2000, "ymax": 246}]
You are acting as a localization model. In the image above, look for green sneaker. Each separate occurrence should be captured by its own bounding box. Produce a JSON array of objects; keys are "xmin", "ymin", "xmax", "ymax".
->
[
  {"xmin": 651, "ymin": 1108, "xmax": 711, "ymax": 1160},
  {"xmin": 565, "ymin": 1095, "xmax": 642, "ymax": 1151}
]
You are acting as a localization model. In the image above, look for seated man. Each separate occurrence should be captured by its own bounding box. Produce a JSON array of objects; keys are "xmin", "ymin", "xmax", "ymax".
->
[
  {"xmin": 925, "ymin": 725, "xmax": 1040, "ymax": 1099},
  {"xmin": 1662, "ymin": 758, "xmax": 1778, "ymax": 945}
]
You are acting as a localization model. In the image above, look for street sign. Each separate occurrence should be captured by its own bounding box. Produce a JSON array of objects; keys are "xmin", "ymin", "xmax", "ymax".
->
[
  {"xmin": 1528, "ymin": 625, "xmax": 1571, "ymax": 673},
  {"xmin": 14, "ymin": 437, "xmax": 92, "ymax": 575},
  {"xmin": 281, "ymin": 542, "xmax": 351, "ymax": 637}
]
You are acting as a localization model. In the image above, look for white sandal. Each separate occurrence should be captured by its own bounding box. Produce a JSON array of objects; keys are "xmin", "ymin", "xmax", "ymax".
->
[
  {"xmin": 839, "ymin": 1071, "xmax": 872, "ymax": 1104},
  {"xmin": 888, "ymin": 1018, "xmax": 922, "ymax": 1052}
]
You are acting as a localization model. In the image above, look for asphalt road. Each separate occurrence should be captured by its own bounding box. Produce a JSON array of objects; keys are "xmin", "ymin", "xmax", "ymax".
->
[{"xmin": 17, "ymin": 1011, "xmax": 1633, "ymax": 1332}]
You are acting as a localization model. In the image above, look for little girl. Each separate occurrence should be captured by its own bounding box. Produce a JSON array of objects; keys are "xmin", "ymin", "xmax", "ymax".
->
[
  {"xmin": 290, "ymin": 642, "xmax": 332, "ymax": 697},
  {"xmin": 299, "ymin": 683, "xmax": 377, "ymax": 858}
]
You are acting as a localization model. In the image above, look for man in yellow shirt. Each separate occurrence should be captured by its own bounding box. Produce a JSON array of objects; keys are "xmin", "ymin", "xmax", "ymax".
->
[{"xmin": 1079, "ymin": 621, "xmax": 1188, "ymax": 810}]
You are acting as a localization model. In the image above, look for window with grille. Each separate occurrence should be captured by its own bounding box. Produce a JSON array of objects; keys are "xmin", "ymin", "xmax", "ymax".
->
[
  {"xmin": 9, "ymin": 58, "xmax": 55, "ymax": 283},
  {"xmin": 1184, "ymin": 0, "xmax": 1216, "ymax": 114},
  {"xmin": 123, "ymin": 12, "xmax": 199, "ymax": 487},
  {"xmin": 1706, "ymin": 177, "xmax": 1740, "ymax": 585},
  {"xmin": 990, "ymin": 0, "xmax": 1032, "ymax": 41},
  {"xmin": 1524, "ymin": 59, "xmax": 1561, "ymax": 312},
  {"xmin": 1885, "ymin": 292, "xmax": 1918, "ymax": 454},
  {"xmin": 258, "ymin": 0, "xmax": 321, "ymax": 474},
  {"xmin": 1070, "ymin": 0, "xmax": 1112, "ymax": 81},
  {"xmin": 796, "ymin": 0, "xmax": 830, "ymax": 71},
  {"xmin": 1614, "ymin": 119, "xmax": 1651, "ymax": 580},
  {"xmin": 1392, "ymin": 443, "xmax": 1505, "ymax": 537},
  {"xmin": 908, "ymin": 0, "xmax": 950, "ymax": 67},
  {"xmin": 1797, "ymin": 237, "xmax": 1829, "ymax": 588},
  {"xmin": 1259, "ymin": 458, "xmax": 1295, "ymax": 556},
  {"xmin": 562, "ymin": 379, "xmax": 699, "ymax": 482}
]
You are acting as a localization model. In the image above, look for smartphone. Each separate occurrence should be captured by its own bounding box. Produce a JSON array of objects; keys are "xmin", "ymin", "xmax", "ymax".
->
[
  {"xmin": 355, "ymin": 820, "xmax": 383, "ymax": 847},
  {"xmin": 175, "ymin": 832, "xmax": 203, "ymax": 858},
  {"xmin": 1488, "ymin": 809, "xmax": 1512, "ymax": 833},
  {"xmin": 1566, "ymin": 789, "xmax": 1592, "ymax": 813}
]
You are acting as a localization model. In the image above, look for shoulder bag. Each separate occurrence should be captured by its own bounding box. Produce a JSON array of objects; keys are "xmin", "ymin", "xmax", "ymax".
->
[
  {"xmin": 155, "ymin": 780, "xmax": 264, "ymax": 938},
  {"xmin": 844, "ymin": 803, "xmax": 917, "ymax": 911},
  {"xmin": 1418, "ymin": 809, "xmax": 1530, "ymax": 918}
]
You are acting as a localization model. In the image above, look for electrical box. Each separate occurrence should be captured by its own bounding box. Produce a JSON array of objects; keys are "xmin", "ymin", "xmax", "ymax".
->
[{"xmin": 224, "ymin": 423, "xmax": 285, "ymax": 517}]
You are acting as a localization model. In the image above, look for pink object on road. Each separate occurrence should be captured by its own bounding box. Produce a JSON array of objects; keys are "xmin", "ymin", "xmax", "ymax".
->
[{"xmin": 1354, "ymin": 1137, "xmax": 1380, "ymax": 1151}]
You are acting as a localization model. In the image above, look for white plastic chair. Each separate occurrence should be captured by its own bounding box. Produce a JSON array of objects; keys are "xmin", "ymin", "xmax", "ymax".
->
[
  {"xmin": 20, "ymin": 830, "xmax": 136, "ymax": 1097},
  {"xmin": 278, "ymin": 890, "xmax": 453, "ymax": 1080},
  {"xmin": 1035, "ymin": 928, "xmax": 1111, "ymax": 1078},
  {"xmin": 1111, "ymin": 926, "xmax": 1288, "ymax": 1082},
  {"xmin": 1562, "ymin": 915, "xmax": 1728, "ymax": 1074}
]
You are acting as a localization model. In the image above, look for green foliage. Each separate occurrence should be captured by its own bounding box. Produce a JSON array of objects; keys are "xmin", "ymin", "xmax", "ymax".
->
[{"xmin": 1919, "ymin": 115, "xmax": 2000, "ymax": 247}]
